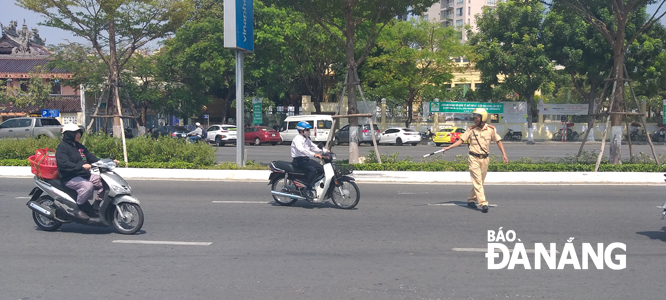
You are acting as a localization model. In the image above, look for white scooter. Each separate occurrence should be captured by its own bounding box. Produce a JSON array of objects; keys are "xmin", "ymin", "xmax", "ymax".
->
[{"xmin": 26, "ymin": 159, "xmax": 144, "ymax": 234}]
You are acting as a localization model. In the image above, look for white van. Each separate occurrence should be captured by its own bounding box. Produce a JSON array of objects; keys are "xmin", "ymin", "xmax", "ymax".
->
[{"xmin": 280, "ymin": 115, "xmax": 334, "ymax": 146}]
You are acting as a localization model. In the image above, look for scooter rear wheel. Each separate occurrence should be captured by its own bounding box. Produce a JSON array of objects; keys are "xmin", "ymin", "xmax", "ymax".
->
[
  {"xmin": 271, "ymin": 177, "xmax": 298, "ymax": 206},
  {"xmin": 112, "ymin": 203, "xmax": 144, "ymax": 234},
  {"xmin": 32, "ymin": 196, "xmax": 61, "ymax": 231}
]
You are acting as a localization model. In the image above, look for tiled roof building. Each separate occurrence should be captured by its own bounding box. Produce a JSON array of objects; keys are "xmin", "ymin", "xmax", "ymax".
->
[{"xmin": 0, "ymin": 20, "xmax": 80, "ymax": 124}]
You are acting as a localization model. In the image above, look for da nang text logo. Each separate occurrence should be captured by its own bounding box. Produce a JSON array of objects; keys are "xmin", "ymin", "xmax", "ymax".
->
[{"xmin": 485, "ymin": 228, "xmax": 626, "ymax": 270}]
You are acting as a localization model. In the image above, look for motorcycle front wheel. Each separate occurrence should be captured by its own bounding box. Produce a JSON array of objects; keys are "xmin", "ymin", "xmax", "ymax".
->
[
  {"xmin": 271, "ymin": 177, "xmax": 298, "ymax": 206},
  {"xmin": 32, "ymin": 196, "xmax": 62, "ymax": 231},
  {"xmin": 112, "ymin": 203, "xmax": 144, "ymax": 234},
  {"xmin": 330, "ymin": 179, "xmax": 360, "ymax": 209}
]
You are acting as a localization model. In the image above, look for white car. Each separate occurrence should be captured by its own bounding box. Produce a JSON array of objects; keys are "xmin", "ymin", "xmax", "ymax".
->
[
  {"xmin": 379, "ymin": 128, "xmax": 422, "ymax": 146},
  {"xmin": 207, "ymin": 124, "xmax": 238, "ymax": 147}
]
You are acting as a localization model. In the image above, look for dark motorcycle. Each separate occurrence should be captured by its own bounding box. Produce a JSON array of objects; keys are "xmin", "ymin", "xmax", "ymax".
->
[
  {"xmin": 652, "ymin": 127, "xmax": 665, "ymax": 143},
  {"xmin": 268, "ymin": 152, "xmax": 360, "ymax": 209},
  {"xmin": 503, "ymin": 129, "xmax": 522, "ymax": 141}
]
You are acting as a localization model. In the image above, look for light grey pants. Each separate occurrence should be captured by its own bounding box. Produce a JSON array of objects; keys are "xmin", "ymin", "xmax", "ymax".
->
[{"xmin": 65, "ymin": 174, "xmax": 103, "ymax": 205}]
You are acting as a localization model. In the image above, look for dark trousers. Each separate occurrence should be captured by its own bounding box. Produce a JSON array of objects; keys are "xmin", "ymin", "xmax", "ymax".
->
[{"xmin": 292, "ymin": 157, "xmax": 324, "ymax": 189}]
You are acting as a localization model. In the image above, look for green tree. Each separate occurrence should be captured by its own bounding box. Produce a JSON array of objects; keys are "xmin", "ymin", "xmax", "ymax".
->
[
  {"xmin": 0, "ymin": 72, "xmax": 53, "ymax": 107},
  {"xmin": 123, "ymin": 53, "xmax": 164, "ymax": 127},
  {"xmin": 550, "ymin": 0, "xmax": 666, "ymax": 163},
  {"xmin": 18, "ymin": 0, "xmax": 192, "ymax": 137},
  {"xmin": 268, "ymin": 0, "xmax": 438, "ymax": 163},
  {"xmin": 470, "ymin": 1, "xmax": 554, "ymax": 144},
  {"xmin": 626, "ymin": 22, "xmax": 666, "ymax": 123},
  {"xmin": 157, "ymin": 14, "xmax": 235, "ymax": 122},
  {"xmin": 363, "ymin": 19, "xmax": 465, "ymax": 128},
  {"xmin": 543, "ymin": 8, "xmax": 613, "ymax": 136}
]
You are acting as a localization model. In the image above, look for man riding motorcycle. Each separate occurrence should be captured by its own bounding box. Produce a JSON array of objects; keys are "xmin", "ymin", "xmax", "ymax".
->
[
  {"xmin": 56, "ymin": 124, "xmax": 119, "ymax": 220},
  {"xmin": 187, "ymin": 122, "xmax": 204, "ymax": 143},
  {"xmin": 291, "ymin": 121, "xmax": 326, "ymax": 202}
]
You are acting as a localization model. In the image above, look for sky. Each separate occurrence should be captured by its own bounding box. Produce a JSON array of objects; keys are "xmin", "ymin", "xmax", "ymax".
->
[{"xmin": 0, "ymin": 0, "xmax": 664, "ymax": 49}]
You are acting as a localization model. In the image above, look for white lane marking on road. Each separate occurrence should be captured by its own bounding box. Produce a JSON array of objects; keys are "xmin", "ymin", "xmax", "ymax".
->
[
  {"xmin": 15, "ymin": 196, "xmax": 31, "ymax": 199},
  {"xmin": 398, "ymin": 192, "xmax": 429, "ymax": 195},
  {"xmin": 452, "ymin": 248, "xmax": 559, "ymax": 253},
  {"xmin": 212, "ymin": 201, "xmax": 271, "ymax": 204},
  {"xmin": 112, "ymin": 240, "xmax": 212, "ymax": 246},
  {"xmin": 429, "ymin": 203, "xmax": 498, "ymax": 207}
]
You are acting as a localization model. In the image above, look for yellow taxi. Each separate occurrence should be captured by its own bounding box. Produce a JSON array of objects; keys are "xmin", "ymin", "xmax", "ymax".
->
[{"xmin": 432, "ymin": 127, "xmax": 467, "ymax": 146}]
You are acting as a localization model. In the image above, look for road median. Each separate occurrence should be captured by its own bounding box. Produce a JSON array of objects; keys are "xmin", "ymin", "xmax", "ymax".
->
[{"xmin": 1, "ymin": 166, "xmax": 663, "ymax": 185}]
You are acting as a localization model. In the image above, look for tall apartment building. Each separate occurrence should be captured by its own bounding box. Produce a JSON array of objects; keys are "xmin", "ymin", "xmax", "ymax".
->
[{"xmin": 422, "ymin": 0, "xmax": 497, "ymax": 42}]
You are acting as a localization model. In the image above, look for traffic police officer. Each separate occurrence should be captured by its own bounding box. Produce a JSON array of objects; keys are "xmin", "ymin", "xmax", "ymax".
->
[{"xmin": 441, "ymin": 108, "xmax": 509, "ymax": 213}]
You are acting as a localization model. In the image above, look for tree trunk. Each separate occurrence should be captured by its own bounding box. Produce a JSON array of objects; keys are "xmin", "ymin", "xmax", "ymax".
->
[
  {"xmin": 405, "ymin": 91, "xmax": 414, "ymax": 128},
  {"xmin": 609, "ymin": 48, "xmax": 626, "ymax": 164},
  {"xmin": 108, "ymin": 20, "xmax": 122, "ymax": 138},
  {"xmin": 141, "ymin": 104, "xmax": 147, "ymax": 127},
  {"xmin": 345, "ymin": 13, "xmax": 359, "ymax": 164},
  {"xmin": 526, "ymin": 93, "xmax": 535, "ymax": 144}
]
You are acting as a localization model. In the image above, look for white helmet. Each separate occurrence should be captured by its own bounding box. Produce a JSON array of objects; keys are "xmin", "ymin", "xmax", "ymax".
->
[
  {"xmin": 196, "ymin": 122, "xmax": 201, "ymax": 126},
  {"xmin": 62, "ymin": 123, "xmax": 83, "ymax": 133}
]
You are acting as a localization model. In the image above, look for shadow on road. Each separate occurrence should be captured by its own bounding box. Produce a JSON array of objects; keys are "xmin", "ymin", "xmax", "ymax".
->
[
  {"xmin": 636, "ymin": 226, "xmax": 666, "ymax": 243},
  {"xmin": 44, "ymin": 224, "xmax": 148, "ymax": 235},
  {"xmin": 427, "ymin": 200, "xmax": 481, "ymax": 211},
  {"xmin": 269, "ymin": 200, "xmax": 352, "ymax": 210}
]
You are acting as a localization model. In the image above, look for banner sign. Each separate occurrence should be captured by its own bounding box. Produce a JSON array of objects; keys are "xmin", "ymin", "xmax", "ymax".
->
[
  {"xmin": 502, "ymin": 102, "xmax": 527, "ymax": 123},
  {"xmin": 224, "ymin": 0, "xmax": 254, "ymax": 52},
  {"xmin": 430, "ymin": 102, "xmax": 503, "ymax": 113},
  {"xmin": 537, "ymin": 104, "xmax": 588, "ymax": 115},
  {"xmin": 252, "ymin": 97, "xmax": 262, "ymax": 124}
]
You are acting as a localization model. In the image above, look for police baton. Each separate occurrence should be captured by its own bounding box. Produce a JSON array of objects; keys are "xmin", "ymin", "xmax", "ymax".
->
[{"xmin": 423, "ymin": 149, "xmax": 444, "ymax": 158}]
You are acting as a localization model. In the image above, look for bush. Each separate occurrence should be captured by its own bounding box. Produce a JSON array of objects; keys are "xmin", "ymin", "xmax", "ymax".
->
[{"xmin": 0, "ymin": 134, "xmax": 216, "ymax": 166}]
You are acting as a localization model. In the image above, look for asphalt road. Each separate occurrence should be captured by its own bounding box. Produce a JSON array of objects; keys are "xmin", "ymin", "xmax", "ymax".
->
[
  {"xmin": 216, "ymin": 141, "xmax": 666, "ymax": 164},
  {"xmin": 1, "ymin": 178, "xmax": 665, "ymax": 299}
]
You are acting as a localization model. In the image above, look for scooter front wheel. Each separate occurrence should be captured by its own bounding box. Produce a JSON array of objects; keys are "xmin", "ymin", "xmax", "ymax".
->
[
  {"xmin": 331, "ymin": 179, "xmax": 360, "ymax": 209},
  {"xmin": 112, "ymin": 203, "xmax": 144, "ymax": 234},
  {"xmin": 271, "ymin": 177, "xmax": 298, "ymax": 206},
  {"xmin": 32, "ymin": 196, "xmax": 61, "ymax": 231}
]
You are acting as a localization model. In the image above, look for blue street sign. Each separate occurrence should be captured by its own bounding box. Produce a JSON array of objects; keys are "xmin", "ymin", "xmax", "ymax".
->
[
  {"xmin": 41, "ymin": 109, "xmax": 60, "ymax": 118},
  {"xmin": 204, "ymin": 114, "xmax": 209, "ymax": 119},
  {"xmin": 224, "ymin": 0, "xmax": 254, "ymax": 52}
]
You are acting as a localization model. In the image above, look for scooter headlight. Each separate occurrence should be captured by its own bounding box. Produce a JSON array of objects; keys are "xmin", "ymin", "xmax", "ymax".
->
[{"xmin": 111, "ymin": 184, "xmax": 131, "ymax": 194}]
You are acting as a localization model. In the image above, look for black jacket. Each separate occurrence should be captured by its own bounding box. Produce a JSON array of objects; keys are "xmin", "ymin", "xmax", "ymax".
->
[{"xmin": 56, "ymin": 131, "xmax": 99, "ymax": 183}]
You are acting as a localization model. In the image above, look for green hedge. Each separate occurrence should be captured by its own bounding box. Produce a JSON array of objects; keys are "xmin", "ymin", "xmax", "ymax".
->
[
  {"xmin": 0, "ymin": 134, "xmax": 216, "ymax": 166},
  {"xmin": 352, "ymin": 162, "xmax": 666, "ymax": 172}
]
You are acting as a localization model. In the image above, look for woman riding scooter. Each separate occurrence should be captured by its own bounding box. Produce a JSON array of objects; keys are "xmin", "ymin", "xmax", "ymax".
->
[{"xmin": 56, "ymin": 124, "xmax": 119, "ymax": 220}]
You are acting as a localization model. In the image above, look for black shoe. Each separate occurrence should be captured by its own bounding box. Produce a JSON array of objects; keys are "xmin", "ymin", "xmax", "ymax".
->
[
  {"xmin": 467, "ymin": 202, "xmax": 477, "ymax": 208},
  {"xmin": 481, "ymin": 205, "xmax": 489, "ymax": 213},
  {"xmin": 92, "ymin": 200, "xmax": 102, "ymax": 213},
  {"xmin": 73, "ymin": 205, "xmax": 90, "ymax": 220}
]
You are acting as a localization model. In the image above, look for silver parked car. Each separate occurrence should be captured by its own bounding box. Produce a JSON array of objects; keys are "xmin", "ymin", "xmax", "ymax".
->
[{"xmin": 334, "ymin": 124, "xmax": 381, "ymax": 145}]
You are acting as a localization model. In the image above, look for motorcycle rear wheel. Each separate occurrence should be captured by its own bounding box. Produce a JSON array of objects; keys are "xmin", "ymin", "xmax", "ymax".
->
[
  {"xmin": 271, "ymin": 177, "xmax": 298, "ymax": 206},
  {"xmin": 331, "ymin": 179, "xmax": 360, "ymax": 209},
  {"xmin": 112, "ymin": 203, "xmax": 144, "ymax": 235},
  {"xmin": 32, "ymin": 196, "xmax": 61, "ymax": 231}
]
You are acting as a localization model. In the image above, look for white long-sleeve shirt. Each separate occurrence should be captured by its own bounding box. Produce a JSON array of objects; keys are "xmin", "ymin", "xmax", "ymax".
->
[
  {"xmin": 187, "ymin": 127, "xmax": 203, "ymax": 137},
  {"xmin": 291, "ymin": 134, "xmax": 322, "ymax": 158}
]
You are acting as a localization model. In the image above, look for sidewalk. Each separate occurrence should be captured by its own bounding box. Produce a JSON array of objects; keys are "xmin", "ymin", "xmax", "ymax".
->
[{"xmin": 1, "ymin": 166, "xmax": 663, "ymax": 185}]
